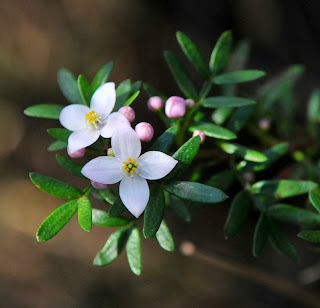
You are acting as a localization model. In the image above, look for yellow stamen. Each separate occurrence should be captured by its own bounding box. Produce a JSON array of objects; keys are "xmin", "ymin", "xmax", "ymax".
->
[{"xmin": 122, "ymin": 157, "xmax": 138, "ymax": 175}]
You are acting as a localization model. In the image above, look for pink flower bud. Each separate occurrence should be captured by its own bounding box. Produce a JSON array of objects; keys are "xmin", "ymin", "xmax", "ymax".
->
[
  {"xmin": 147, "ymin": 96, "xmax": 163, "ymax": 111},
  {"xmin": 165, "ymin": 96, "xmax": 186, "ymax": 118},
  {"xmin": 185, "ymin": 98, "xmax": 195, "ymax": 108},
  {"xmin": 259, "ymin": 118, "xmax": 270, "ymax": 131},
  {"xmin": 135, "ymin": 122, "xmax": 154, "ymax": 142},
  {"xmin": 192, "ymin": 130, "xmax": 205, "ymax": 143},
  {"xmin": 67, "ymin": 146, "xmax": 86, "ymax": 158},
  {"xmin": 118, "ymin": 106, "xmax": 135, "ymax": 123},
  {"xmin": 91, "ymin": 181, "xmax": 108, "ymax": 190}
]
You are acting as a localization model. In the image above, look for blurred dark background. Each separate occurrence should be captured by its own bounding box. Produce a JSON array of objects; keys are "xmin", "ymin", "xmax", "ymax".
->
[{"xmin": 2, "ymin": 0, "xmax": 320, "ymax": 307}]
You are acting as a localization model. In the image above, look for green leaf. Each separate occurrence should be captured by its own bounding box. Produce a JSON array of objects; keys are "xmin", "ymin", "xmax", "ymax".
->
[
  {"xmin": 36, "ymin": 199, "xmax": 78, "ymax": 241},
  {"xmin": 78, "ymin": 196, "xmax": 92, "ymax": 231},
  {"xmin": 48, "ymin": 140, "xmax": 67, "ymax": 151},
  {"xmin": 309, "ymin": 190, "xmax": 320, "ymax": 213},
  {"xmin": 203, "ymin": 96, "xmax": 256, "ymax": 108},
  {"xmin": 251, "ymin": 180, "xmax": 318, "ymax": 199},
  {"xmin": 176, "ymin": 31, "xmax": 210, "ymax": 78},
  {"xmin": 224, "ymin": 190, "xmax": 252, "ymax": 239},
  {"xmin": 189, "ymin": 123, "xmax": 236, "ymax": 140},
  {"xmin": 143, "ymin": 185, "xmax": 165, "ymax": 239},
  {"xmin": 268, "ymin": 204, "xmax": 320, "ymax": 227},
  {"xmin": 156, "ymin": 220, "xmax": 175, "ymax": 251},
  {"xmin": 268, "ymin": 219, "xmax": 300, "ymax": 263},
  {"xmin": 253, "ymin": 214, "xmax": 268, "ymax": 257},
  {"xmin": 213, "ymin": 70, "xmax": 266, "ymax": 85},
  {"xmin": 164, "ymin": 136, "xmax": 201, "ymax": 181},
  {"xmin": 30, "ymin": 172, "xmax": 82, "ymax": 199},
  {"xmin": 92, "ymin": 209, "xmax": 129, "ymax": 227},
  {"xmin": 124, "ymin": 90, "xmax": 140, "ymax": 106},
  {"xmin": 93, "ymin": 227, "xmax": 129, "ymax": 266},
  {"xmin": 57, "ymin": 68, "xmax": 82, "ymax": 104},
  {"xmin": 126, "ymin": 227, "xmax": 142, "ymax": 275},
  {"xmin": 206, "ymin": 169, "xmax": 234, "ymax": 192},
  {"xmin": 91, "ymin": 61, "xmax": 114, "ymax": 93},
  {"xmin": 226, "ymin": 105, "xmax": 255, "ymax": 133},
  {"xmin": 115, "ymin": 79, "xmax": 132, "ymax": 111},
  {"xmin": 151, "ymin": 126, "xmax": 178, "ymax": 153},
  {"xmin": 24, "ymin": 104, "xmax": 65, "ymax": 119},
  {"xmin": 212, "ymin": 107, "xmax": 233, "ymax": 125},
  {"xmin": 78, "ymin": 75, "xmax": 92, "ymax": 106},
  {"xmin": 298, "ymin": 230, "xmax": 320, "ymax": 243},
  {"xmin": 56, "ymin": 154, "xmax": 84, "ymax": 178},
  {"xmin": 164, "ymin": 51, "xmax": 198, "ymax": 99},
  {"xmin": 143, "ymin": 83, "xmax": 166, "ymax": 100},
  {"xmin": 165, "ymin": 181, "xmax": 228, "ymax": 203},
  {"xmin": 98, "ymin": 188, "xmax": 118, "ymax": 205},
  {"xmin": 47, "ymin": 128, "xmax": 72, "ymax": 143},
  {"xmin": 131, "ymin": 81, "xmax": 141, "ymax": 93},
  {"xmin": 169, "ymin": 197, "xmax": 191, "ymax": 222},
  {"xmin": 307, "ymin": 88, "xmax": 320, "ymax": 123},
  {"xmin": 209, "ymin": 30, "xmax": 233, "ymax": 75},
  {"xmin": 109, "ymin": 199, "xmax": 127, "ymax": 217},
  {"xmin": 219, "ymin": 142, "xmax": 267, "ymax": 162}
]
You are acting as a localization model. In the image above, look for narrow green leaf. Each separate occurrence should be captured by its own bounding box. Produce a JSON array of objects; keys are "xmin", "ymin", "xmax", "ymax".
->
[
  {"xmin": 92, "ymin": 209, "xmax": 129, "ymax": 227},
  {"xmin": 165, "ymin": 181, "xmax": 228, "ymax": 203},
  {"xmin": 57, "ymin": 68, "xmax": 82, "ymax": 104},
  {"xmin": 212, "ymin": 107, "xmax": 233, "ymax": 125},
  {"xmin": 206, "ymin": 169, "xmax": 234, "ymax": 192},
  {"xmin": 227, "ymin": 105, "xmax": 255, "ymax": 133},
  {"xmin": 143, "ymin": 83, "xmax": 166, "ymax": 100},
  {"xmin": 151, "ymin": 126, "xmax": 178, "ymax": 153},
  {"xmin": 219, "ymin": 142, "xmax": 267, "ymax": 162},
  {"xmin": 24, "ymin": 104, "xmax": 64, "ymax": 119},
  {"xmin": 224, "ymin": 190, "xmax": 252, "ymax": 238},
  {"xmin": 213, "ymin": 70, "xmax": 266, "ymax": 85},
  {"xmin": 47, "ymin": 128, "xmax": 72, "ymax": 143},
  {"xmin": 124, "ymin": 90, "xmax": 140, "ymax": 106},
  {"xmin": 309, "ymin": 190, "xmax": 320, "ymax": 213},
  {"xmin": 209, "ymin": 30, "xmax": 233, "ymax": 75},
  {"xmin": 176, "ymin": 31, "xmax": 210, "ymax": 78},
  {"xmin": 109, "ymin": 199, "xmax": 127, "ymax": 217},
  {"xmin": 115, "ymin": 79, "xmax": 132, "ymax": 111},
  {"xmin": 251, "ymin": 180, "xmax": 318, "ymax": 199},
  {"xmin": 78, "ymin": 75, "xmax": 92, "ymax": 106},
  {"xmin": 98, "ymin": 188, "xmax": 118, "ymax": 205},
  {"xmin": 298, "ymin": 230, "xmax": 320, "ymax": 243},
  {"xmin": 253, "ymin": 214, "xmax": 268, "ymax": 257},
  {"xmin": 91, "ymin": 61, "xmax": 114, "ymax": 93},
  {"xmin": 143, "ymin": 185, "xmax": 165, "ymax": 239},
  {"xmin": 228, "ymin": 39, "xmax": 251, "ymax": 71},
  {"xmin": 203, "ymin": 96, "xmax": 256, "ymax": 108},
  {"xmin": 30, "ymin": 172, "xmax": 82, "ymax": 199},
  {"xmin": 189, "ymin": 123, "xmax": 236, "ymax": 140},
  {"xmin": 164, "ymin": 51, "xmax": 198, "ymax": 99},
  {"xmin": 126, "ymin": 227, "xmax": 142, "ymax": 275},
  {"xmin": 169, "ymin": 197, "xmax": 191, "ymax": 222},
  {"xmin": 36, "ymin": 199, "xmax": 78, "ymax": 241},
  {"xmin": 78, "ymin": 196, "xmax": 92, "ymax": 231},
  {"xmin": 307, "ymin": 89, "xmax": 320, "ymax": 122},
  {"xmin": 156, "ymin": 220, "xmax": 175, "ymax": 252},
  {"xmin": 93, "ymin": 227, "xmax": 129, "ymax": 266},
  {"xmin": 56, "ymin": 154, "xmax": 84, "ymax": 178},
  {"xmin": 131, "ymin": 81, "xmax": 141, "ymax": 93},
  {"xmin": 48, "ymin": 140, "xmax": 67, "ymax": 151}
]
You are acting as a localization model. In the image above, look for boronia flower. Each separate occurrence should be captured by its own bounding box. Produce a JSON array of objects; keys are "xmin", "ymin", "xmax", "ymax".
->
[
  {"xmin": 81, "ymin": 127, "xmax": 178, "ymax": 218},
  {"xmin": 59, "ymin": 82, "xmax": 130, "ymax": 154}
]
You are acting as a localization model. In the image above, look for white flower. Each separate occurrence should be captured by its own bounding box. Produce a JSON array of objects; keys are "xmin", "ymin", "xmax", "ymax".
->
[
  {"xmin": 81, "ymin": 127, "xmax": 178, "ymax": 217},
  {"xmin": 59, "ymin": 82, "xmax": 130, "ymax": 154}
]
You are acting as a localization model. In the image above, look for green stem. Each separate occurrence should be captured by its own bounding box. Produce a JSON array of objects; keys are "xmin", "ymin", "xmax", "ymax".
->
[{"xmin": 83, "ymin": 185, "xmax": 93, "ymax": 196}]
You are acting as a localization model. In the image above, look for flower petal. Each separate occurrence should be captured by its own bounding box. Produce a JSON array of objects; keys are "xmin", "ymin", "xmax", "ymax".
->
[
  {"xmin": 59, "ymin": 104, "xmax": 89, "ymax": 131},
  {"xmin": 119, "ymin": 175, "xmax": 149, "ymax": 218},
  {"xmin": 100, "ymin": 112, "xmax": 131, "ymax": 138},
  {"xmin": 81, "ymin": 156, "xmax": 123, "ymax": 184},
  {"xmin": 90, "ymin": 82, "xmax": 116, "ymax": 118},
  {"xmin": 112, "ymin": 126, "xmax": 141, "ymax": 161},
  {"xmin": 137, "ymin": 151, "xmax": 178, "ymax": 180},
  {"xmin": 68, "ymin": 129, "xmax": 100, "ymax": 154}
]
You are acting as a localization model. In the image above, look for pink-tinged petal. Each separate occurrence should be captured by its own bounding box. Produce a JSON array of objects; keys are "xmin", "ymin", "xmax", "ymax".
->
[
  {"xmin": 100, "ymin": 112, "xmax": 131, "ymax": 138},
  {"xmin": 137, "ymin": 151, "xmax": 178, "ymax": 180},
  {"xmin": 119, "ymin": 175, "xmax": 149, "ymax": 218},
  {"xmin": 81, "ymin": 156, "xmax": 123, "ymax": 184},
  {"xmin": 59, "ymin": 104, "xmax": 89, "ymax": 131},
  {"xmin": 112, "ymin": 126, "xmax": 141, "ymax": 162},
  {"xmin": 90, "ymin": 82, "xmax": 116, "ymax": 118},
  {"xmin": 68, "ymin": 129, "xmax": 100, "ymax": 154}
]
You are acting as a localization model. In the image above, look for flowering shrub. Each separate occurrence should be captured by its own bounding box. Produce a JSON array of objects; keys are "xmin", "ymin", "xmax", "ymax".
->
[{"xmin": 24, "ymin": 30, "xmax": 320, "ymax": 275}]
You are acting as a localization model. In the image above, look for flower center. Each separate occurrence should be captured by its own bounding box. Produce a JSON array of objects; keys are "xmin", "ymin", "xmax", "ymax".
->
[
  {"xmin": 122, "ymin": 157, "xmax": 138, "ymax": 175},
  {"xmin": 85, "ymin": 110, "xmax": 101, "ymax": 128}
]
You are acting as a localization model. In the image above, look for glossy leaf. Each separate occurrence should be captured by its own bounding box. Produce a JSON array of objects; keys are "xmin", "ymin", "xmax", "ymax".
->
[
  {"xmin": 189, "ymin": 123, "xmax": 236, "ymax": 140},
  {"xmin": 98, "ymin": 187, "xmax": 118, "ymax": 205},
  {"xmin": 309, "ymin": 190, "xmax": 320, "ymax": 213},
  {"xmin": 126, "ymin": 227, "xmax": 142, "ymax": 275},
  {"xmin": 151, "ymin": 126, "xmax": 178, "ymax": 153},
  {"xmin": 56, "ymin": 154, "xmax": 84, "ymax": 178},
  {"xmin": 176, "ymin": 31, "xmax": 210, "ymax": 78},
  {"xmin": 124, "ymin": 90, "xmax": 140, "ymax": 106},
  {"xmin": 36, "ymin": 199, "xmax": 78, "ymax": 241},
  {"xmin": 92, "ymin": 209, "xmax": 129, "ymax": 227},
  {"xmin": 307, "ymin": 88, "xmax": 320, "ymax": 123},
  {"xmin": 298, "ymin": 230, "xmax": 320, "ymax": 243},
  {"xmin": 47, "ymin": 128, "xmax": 72, "ymax": 143},
  {"xmin": 143, "ymin": 83, "xmax": 166, "ymax": 100},
  {"xmin": 156, "ymin": 220, "xmax": 175, "ymax": 251},
  {"xmin": 224, "ymin": 190, "xmax": 252, "ymax": 238},
  {"xmin": 164, "ymin": 51, "xmax": 198, "ymax": 99},
  {"xmin": 131, "ymin": 81, "xmax": 141, "ymax": 93},
  {"xmin": 115, "ymin": 79, "xmax": 132, "ymax": 111},
  {"xmin": 48, "ymin": 140, "xmax": 67, "ymax": 151},
  {"xmin": 143, "ymin": 185, "xmax": 165, "ymax": 239},
  {"xmin": 57, "ymin": 68, "xmax": 82, "ymax": 104},
  {"xmin": 213, "ymin": 70, "xmax": 266, "ymax": 85},
  {"xmin": 203, "ymin": 96, "xmax": 256, "ymax": 108},
  {"xmin": 109, "ymin": 199, "xmax": 127, "ymax": 217},
  {"xmin": 252, "ymin": 214, "xmax": 268, "ymax": 257},
  {"xmin": 78, "ymin": 75, "xmax": 92, "ymax": 106},
  {"xmin": 78, "ymin": 196, "xmax": 92, "ymax": 231},
  {"xmin": 169, "ymin": 197, "xmax": 191, "ymax": 222},
  {"xmin": 211, "ymin": 107, "xmax": 233, "ymax": 125},
  {"xmin": 91, "ymin": 61, "xmax": 114, "ymax": 93},
  {"xmin": 24, "ymin": 104, "xmax": 64, "ymax": 119},
  {"xmin": 206, "ymin": 169, "xmax": 234, "ymax": 192},
  {"xmin": 226, "ymin": 105, "xmax": 255, "ymax": 133},
  {"xmin": 30, "ymin": 172, "xmax": 82, "ymax": 199}
]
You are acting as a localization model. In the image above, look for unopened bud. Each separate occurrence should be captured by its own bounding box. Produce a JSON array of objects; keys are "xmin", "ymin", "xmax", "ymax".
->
[
  {"xmin": 67, "ymin": 147, "xmax": 86, "ymax": 158},
  {"xmin": 91, "ymin": 181, "xmax": 108, "ymax": 190},
  {"xmin": 118, "ymin": 106, "xmax": 135, "ymax": 123},
  {"xmin": 192, "ymin": 130, "xmax": 205, "ymax": 143},
  {"xmin": 165, "ymin": 96, "xmax": 186, "ymax": 118},
  {"xmin": 147, "ymin": 96, "xmax": 163, "ymax": 111},
  {"xmin": 185, "ymin": 98, "xmax": 195, "ymax": 108},
  {"xmin": 259, "ymin": 118, "xmax": 270, "ymax": 131},
  {"xmin": 107, "ymin": 148, "xmax": 114, "ymax": 156},
  {"xmin": 135, "ymin": 122, "xmax": 154, "ymax": 142},
  {"xmin": 180, "ymin": 241, "xmax": 196, "ymax": 256}
]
